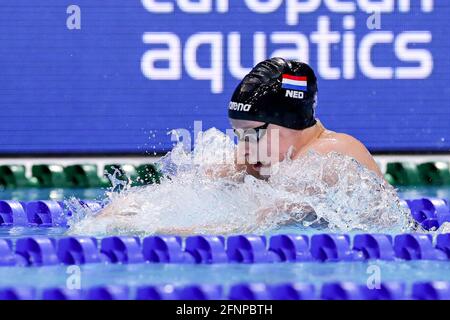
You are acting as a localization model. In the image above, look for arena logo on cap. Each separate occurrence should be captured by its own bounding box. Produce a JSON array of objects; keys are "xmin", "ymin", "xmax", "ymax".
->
[{"xmin": 228, "ymin": 101, "xmax": 251, "ymax": 112}]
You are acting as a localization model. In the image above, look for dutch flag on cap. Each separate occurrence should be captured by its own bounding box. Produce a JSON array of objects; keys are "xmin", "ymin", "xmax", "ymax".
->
[{"xmin": 281, "ymin": 74, "xmax": 307, "ymax": 91}]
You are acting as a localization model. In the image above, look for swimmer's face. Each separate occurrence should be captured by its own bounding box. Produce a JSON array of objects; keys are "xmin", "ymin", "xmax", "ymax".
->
[{"xmin": 230, "ymin": 119, "xmax": 298, "ymax": 178}]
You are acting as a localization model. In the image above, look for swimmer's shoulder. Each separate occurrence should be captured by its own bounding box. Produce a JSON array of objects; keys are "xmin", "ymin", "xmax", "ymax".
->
[{"xmin": 311, "ymin": 131, "xmax": 384, "ymax": 177}]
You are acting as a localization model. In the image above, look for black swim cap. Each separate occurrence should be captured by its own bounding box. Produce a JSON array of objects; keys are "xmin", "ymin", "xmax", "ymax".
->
[{"xmin": 228, "ymin": 57, "xmax": 317, "ymax": 130}]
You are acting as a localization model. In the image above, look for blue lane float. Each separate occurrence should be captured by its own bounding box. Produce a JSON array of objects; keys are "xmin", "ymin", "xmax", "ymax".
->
[
  {"xmin": 1, "ymin": 233, "xmax": 450, "ymax": 267},
  {"xmin": 320, "ymin": 282, "xmax": 367, "ymax": 300},
  {"xmin": 0, "ymin": 200, "xmax": 28, "ymax": 226},
  {"xmin": 86, "ymin": 285, "xmax": 130, "ymax": 300},
  {"xmin": 1, "ymin": 281, "xmax": 449, "ymax": 300},
  {"xmin": 42, "ymin": 287, "xmax": 84, "ymax": 300},
  {"xmin": 227, "ymin": 235, "xmax": 273, "ymax": 263},
  {"xmin": 310, "ymin": 234, "xmax": 363, "ymax": 262},
  {"xmin": 320, "ymin": 282, "xmax": 406, "ymax": 300},
  {"xmin": 269, "ymin": 283, "xmax": 316, "ymax": 300},
  {"xmin": 394, "ymin": 234, "xmax": 447, "ymax": 260},
  {"xmin": 136, "ymin": 284, "xmax": 178, "ymax": 300},
  {"xmin": 353, "ymin": 234, "xmax": 395, "ymax": 260},
  {"xmin": 176, "ymin": 284, "xmax": 223, "ymax": 300},
  {"xmin": 100, "ymin": 236, "xmax": 144, "ymax": 264},
  {"xmin": 412, "ymin": 281, "xmax": 450, "ymax": 300},
  {"xmin": 0, "ymin": 199, "xmax": 104, "ymax": 227},
  {"xmin": 57, "ymin": 237, "xmax": 104, "ymax": 265},
  {"xmin": 0, "ymin": 197, "xmax": 450, "ymax": 229},
  {"xmin": 15, "ymin": 237, "xmax": 59, "ymax": 267},
  {"xmin": 25, "ymin": 201, "xmax": 66, "ymax": 227},
  {"xmin": 0, "ymin": 287, "xmax": 36, "ymax": 300},
  {"xmin": 184, "ymin": 235, "xmax": 228, "ymax": 264},
  {"xmin": 0, "ymin": 239, "xmax": 16, "ymax": 266},
  {"xmin": 142, "ymin": 236, "xmax": 187, "ymax": 263},
  {"xmin": 406, "ymin": 198, "xmax": 450, "ymax": 230},
  {"xmin": 229, "ymin": 283, "xmax": 316, "ymax": 300},
  {"xmin": 228, "ymin": 283, "xmax": 273, "ymax": 300},
  {"xmin": 436, "ymin": 234, "xmax": 450, "ymax": 258},
  {"xmin": 362, "ymin": 282, "xmax": 406, "ymax": 300},
  {"xmin": 268, "ymin": 234, "xmax": 311, "ymax": 262}
]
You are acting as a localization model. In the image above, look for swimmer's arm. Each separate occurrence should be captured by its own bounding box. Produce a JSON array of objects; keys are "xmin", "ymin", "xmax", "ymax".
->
[
  {"xmin": 96, "ymin": 203, "xmax": 249, "ymax": 236},
  {"xmin": 154, "ymin": 202, "xmax": 303, "ymax": 236}
]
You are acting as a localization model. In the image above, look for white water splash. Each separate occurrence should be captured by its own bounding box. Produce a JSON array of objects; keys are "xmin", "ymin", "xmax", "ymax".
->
[
  {"xmin": 435, "ymin": 222, "xmax": 450, "ymax": 234},
  {"xmin": 66, "ymin": 128, "xmax": 416, "ymax": 236}
]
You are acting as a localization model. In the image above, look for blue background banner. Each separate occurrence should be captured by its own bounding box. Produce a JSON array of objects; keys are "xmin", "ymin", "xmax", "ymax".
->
[{"xmin": 0, "ymin": 0, "xmax": 449, "ymax": 154}]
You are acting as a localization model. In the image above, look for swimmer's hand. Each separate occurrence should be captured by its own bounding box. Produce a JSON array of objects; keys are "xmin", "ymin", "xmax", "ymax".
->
[
  {"xmin": 254, "ymin": 201, "xmax": 327, "ymax": 228},
  {"xmin": 203, "ymin": 164, "xmax": 235, "ymax": 178},
  {"xmin": 202, "ymin": 148, "xmax": 247, "ymax": 181},
  {"xmin": 154, "ymin": 224, "xmax": 250, "ymax": 236},
  {"xmin": 202, "ymin": 163, "xmax": 246, "ymax": 182},
  {"xmin": 94, "ymin": 199, "xmax": 140, "ymax": 219}
]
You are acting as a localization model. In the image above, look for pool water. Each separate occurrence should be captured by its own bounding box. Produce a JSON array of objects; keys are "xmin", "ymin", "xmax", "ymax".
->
[
  {"xmin": 0, "ymin": 186, "xmax": 449, "ymax": 298},
  {"xmin": 0, "ymin": 187, "xmax": 106, "ymax": 203},
  {"xmin": 0, "ymin": 260, "xmax": 449, "ymax": 291}
]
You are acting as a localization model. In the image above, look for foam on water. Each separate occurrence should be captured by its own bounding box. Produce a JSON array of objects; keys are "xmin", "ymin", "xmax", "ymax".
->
[{"xmin": 66, "ymin": 128, "xmax": 416, "ymax": 236}]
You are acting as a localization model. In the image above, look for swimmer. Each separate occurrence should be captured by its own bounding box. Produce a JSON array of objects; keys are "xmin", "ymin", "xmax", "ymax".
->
[
  {"xmin": 228, "ymin": 57, "xmax": 383, "ymax": 180},
  {"xmin": 87, "ymin": 57, "xmax": 410, "ymax": 236}
]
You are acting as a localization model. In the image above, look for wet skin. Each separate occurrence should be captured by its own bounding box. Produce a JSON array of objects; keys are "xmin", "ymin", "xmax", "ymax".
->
[{"xmin": 231, "ymin": 118, "xmax": 383, "ymax": 180}]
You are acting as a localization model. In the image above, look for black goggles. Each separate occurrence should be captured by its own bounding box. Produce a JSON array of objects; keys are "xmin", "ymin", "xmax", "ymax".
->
[{"xmin": 233, "ymin": 123, "xmax": 270, "ymax": 142}]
